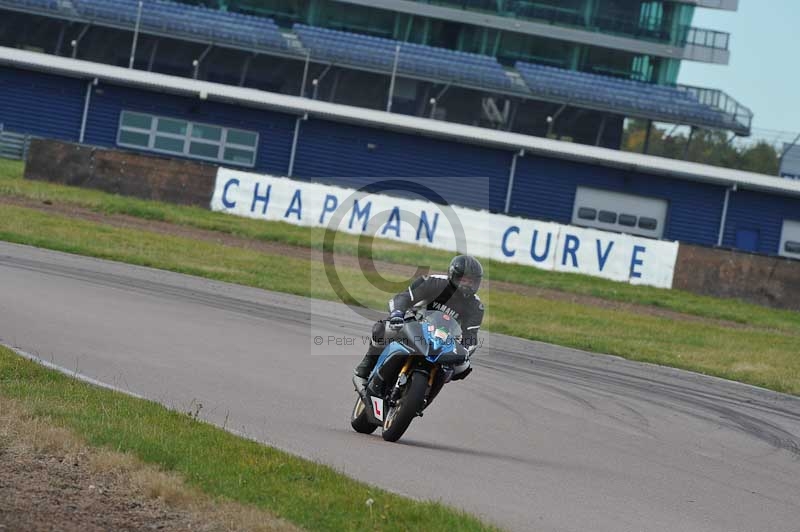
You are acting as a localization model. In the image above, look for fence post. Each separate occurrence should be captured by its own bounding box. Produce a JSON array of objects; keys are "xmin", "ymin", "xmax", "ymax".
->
[
  {"xmin": 129, "ymin": 0, "xmax": 144, "ymax": 69},
  {"xmin": 717, "ymin": 184, "xmax": 736, "ymax": 247},
  {"xmin": 79, "ymin": 78, "xmax": 96, "ymax": 143},
  {"xmin": 287, "ymin": 114, "xmax": 306, "ymax": 177},
  {"xmin": 300, "ymin": 50, "xmax": 311, "ymax": 97},
  {"xmin": 386, "ymin": 45, "xmax": 401, "ymax": 113},
  {"xmin": 504, "ymin": 149, "xmax": 524, "ymax": 214}
]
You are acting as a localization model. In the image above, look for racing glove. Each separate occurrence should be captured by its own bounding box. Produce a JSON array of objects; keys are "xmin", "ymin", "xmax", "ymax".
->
[{"xmin": 388, "ymin": 309, "xmax": 405, "ymax": 330}]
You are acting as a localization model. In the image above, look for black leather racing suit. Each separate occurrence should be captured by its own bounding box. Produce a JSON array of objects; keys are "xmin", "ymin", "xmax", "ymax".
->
[
  {"xmin": 356, "ymin": 273, "xmax": 484, "ymax": 376},
  {"xmin": 387, "ymin": 274, "xmax": 484, "ymax": 349}
]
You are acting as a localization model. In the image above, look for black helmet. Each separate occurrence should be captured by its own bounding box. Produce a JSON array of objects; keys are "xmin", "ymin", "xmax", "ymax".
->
[{"xmin": 448, "ymin": 255, "xmax": 483, "ymax": 297}]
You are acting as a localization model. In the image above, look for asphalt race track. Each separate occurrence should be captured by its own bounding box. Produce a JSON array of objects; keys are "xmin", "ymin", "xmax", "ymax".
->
[{"xmin": 1, "ymin": 241, "xmax": 799, "ymax": 532}]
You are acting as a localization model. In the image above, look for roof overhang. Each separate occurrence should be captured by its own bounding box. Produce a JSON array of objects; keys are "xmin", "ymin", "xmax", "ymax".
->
[
  {"xmin": 673, "ymin": 0, "xmax": 738, "ymax": 11},
  {"xmin": 1, "ymin": 46, "xmax": 798, "ymax": 200},
  {"xmin": 333, "ymin": 0, "xmax": 729, "ymax": 65}
]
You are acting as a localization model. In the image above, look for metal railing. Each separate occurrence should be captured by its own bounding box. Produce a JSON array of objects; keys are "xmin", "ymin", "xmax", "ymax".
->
[
  {"xmin": 679, "ymin": 26, "xmax": 730, "ymax": 50},
  {"xmin": 677, "ymin": 85, "xmax": 753, "ymax": 131}
]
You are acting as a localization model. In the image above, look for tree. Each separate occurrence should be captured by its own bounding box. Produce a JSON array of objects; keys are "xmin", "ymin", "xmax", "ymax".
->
[
  {"xmin": 739, "ymin": 142, "xmax": 780, "ymax": 175},
  {"xmin": 621, "ymin": 120, "xmax": 780, "ymax": 176}
]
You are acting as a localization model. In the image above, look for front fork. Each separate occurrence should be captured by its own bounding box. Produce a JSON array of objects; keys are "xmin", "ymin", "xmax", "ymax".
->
[{"xmin": 388, "ymin": 358, "xmax": 437, "ymax": 408}]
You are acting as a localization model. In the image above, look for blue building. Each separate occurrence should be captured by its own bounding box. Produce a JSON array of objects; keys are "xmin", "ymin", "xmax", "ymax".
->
[{"xmin": 1, "ymin": 47, "xmax": 799, "ymax": 260}]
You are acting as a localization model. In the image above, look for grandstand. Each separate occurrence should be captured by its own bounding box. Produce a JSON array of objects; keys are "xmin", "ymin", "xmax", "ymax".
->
[{"xmin": 0, "ymin": 0, "xmax": 751, "ymax": 149}]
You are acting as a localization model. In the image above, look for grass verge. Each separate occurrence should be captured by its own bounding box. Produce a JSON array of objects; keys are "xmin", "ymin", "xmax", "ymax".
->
[
  {"xmin": 1, "ymin": 202, "xmax": 798, "ymax": 394},
  {"xmin": 0, "ymin": 395, "xmax": 301, "ymax": 531},
  {"xmin": 2, "ymin": 157, "xmax": 799, "ymax": 332},
  {"xmin": 0, "ymin": 345, "xmax": 502, "ymax": 531}
]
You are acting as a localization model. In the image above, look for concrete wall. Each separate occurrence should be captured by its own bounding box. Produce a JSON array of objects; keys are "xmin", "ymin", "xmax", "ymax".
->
[
  {"xmin": 24, "ymin": 138, "xmax": 216, "ymax": 206},
  {"xmin": 673, "ymin": 244, "xmax": 800, "ymax": 311}
]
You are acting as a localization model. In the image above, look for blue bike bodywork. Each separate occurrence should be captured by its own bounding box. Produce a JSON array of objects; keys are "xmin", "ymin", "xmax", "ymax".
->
[{"xmin": 352, "ymin": 310, "xmax": 469, "ymax": 442}]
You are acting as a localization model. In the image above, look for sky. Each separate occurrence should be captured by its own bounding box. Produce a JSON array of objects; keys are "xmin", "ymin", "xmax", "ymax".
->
[{"xmin": 678, "ymin": 0, "xmax": 800, "ymax": 142}]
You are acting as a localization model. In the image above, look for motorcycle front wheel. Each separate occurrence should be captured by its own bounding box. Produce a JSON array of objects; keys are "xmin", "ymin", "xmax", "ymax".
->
[{"xmin": 382, "ymin": 371, "xmax": 428, "ymax": 442}]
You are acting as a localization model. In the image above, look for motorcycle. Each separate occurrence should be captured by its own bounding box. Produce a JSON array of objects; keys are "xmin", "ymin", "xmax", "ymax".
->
[{"xmin": 350, "ymin": 309, "xmax": 471, "ymax": 442}]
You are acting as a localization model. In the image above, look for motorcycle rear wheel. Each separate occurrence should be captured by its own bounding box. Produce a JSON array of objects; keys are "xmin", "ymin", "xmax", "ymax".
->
[
  {"xmin": 350, "ymin": 396, "xmax": 378, "ymax": 434},
  {"xmin": 382, "ymin": 371, "xmax": 428, "ymax": 442}
]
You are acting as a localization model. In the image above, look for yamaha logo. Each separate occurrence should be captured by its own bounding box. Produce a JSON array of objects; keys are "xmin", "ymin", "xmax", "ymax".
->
[{"xmin": 431, "ymin": 301, "xmax": 459, "ymax": 320}]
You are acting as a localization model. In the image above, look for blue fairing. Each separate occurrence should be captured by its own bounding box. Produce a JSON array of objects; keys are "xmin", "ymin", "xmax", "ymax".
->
[
  {"xmin": 370, "ymin": 341, "xmax": 411, "ymax": 379},
  {"xmin": 370, "ymin": 311, "xmax": 460, "ymax": 375},
  {"xmin": 421, "ymin": 321, "xmax": 457, "ymax": 363}
]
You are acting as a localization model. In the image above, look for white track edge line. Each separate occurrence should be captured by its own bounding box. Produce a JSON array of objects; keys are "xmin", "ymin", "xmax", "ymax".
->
[{"xmin": 3, "ymin": 342, "xmax": 147, "ymax": 400}]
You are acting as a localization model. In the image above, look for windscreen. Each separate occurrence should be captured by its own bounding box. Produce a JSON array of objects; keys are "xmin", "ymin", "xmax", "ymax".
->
[{"xmin": 422, "ymin": 310, "xmax": 462, "ymax": 342}]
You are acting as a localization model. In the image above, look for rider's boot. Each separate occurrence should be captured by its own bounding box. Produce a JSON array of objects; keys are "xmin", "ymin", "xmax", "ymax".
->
[{"xmin": 352, "ymin": 345, "xmax": 382, "ymax": 394}]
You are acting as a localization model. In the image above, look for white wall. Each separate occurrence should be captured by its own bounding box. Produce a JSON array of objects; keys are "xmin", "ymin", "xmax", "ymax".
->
[{"xmin": 211, "ymin": 168, "xmax": 679, "ymax": 288}]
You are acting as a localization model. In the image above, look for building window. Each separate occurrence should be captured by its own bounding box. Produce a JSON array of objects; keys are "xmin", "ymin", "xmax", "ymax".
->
[
  {"xmin": 577, "ymin": 207, "xmax": 597, "ymax": 220},
  {"xmin": 121, "ymin": 111, "xmax": 152, "ymax": 130},
  {"xmin": 598, "ymin": 210, "xmax": 617, "ymax": 224},
  {"xmin": 618, "ymin": 214, "xmax": 637, "ymax": 227},
  {"xmin": 117, "ymin": 111, "xmax": 258, "ymax": 167},
  {"xmin": 118, "ymin": 129, "xmax": 149, "ymax": 148},
  {"xmin": 785, "ymin": 241, "xmax": 800, "ymax": 254},
  {"xmin": 638, "ymin": 217, "xmax": 658, "ymax": 230}
]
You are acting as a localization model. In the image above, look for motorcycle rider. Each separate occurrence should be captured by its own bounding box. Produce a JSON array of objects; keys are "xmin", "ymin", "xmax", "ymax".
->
[{"xmin": 353, "ymin": 254, "xmax": 484, "ymax": 389}]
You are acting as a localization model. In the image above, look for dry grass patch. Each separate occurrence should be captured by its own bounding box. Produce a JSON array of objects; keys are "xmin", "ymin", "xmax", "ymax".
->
[
  {"xmin": 0, "ymin": 399, "xmax": 81, "ymax": 455},
  {"xmin": 0, "ymin": 398, "xmax": 301, "ymax": 532}
]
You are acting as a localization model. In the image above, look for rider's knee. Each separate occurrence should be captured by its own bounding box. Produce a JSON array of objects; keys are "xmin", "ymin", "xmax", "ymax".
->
[{"xmin": 371, "ymin": 320, "xmax": 386, "ymax": 345}]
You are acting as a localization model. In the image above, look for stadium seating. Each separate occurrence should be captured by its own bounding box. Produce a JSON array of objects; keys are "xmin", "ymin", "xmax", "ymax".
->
[
  {"xmin": 0, "ymin": 0, "xmax": 292, "ymax": 51},
  {"xmin": 293, "ymin": 24, "xmax": 514, "ymax": 92},
  {"xmin": 0, "ymin": 0, "xmax": 59, "ymax": 12},
  {"xmin": 515, "ymin": 61, "xmax": 739, "ymax": 130},
  {"xmin": 69, "ymin": 0, "xmax": 291, "ymax": 52},
  {"xmin": 0, "ymin": 0, "xmax": 746, "ymax": 132}
]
